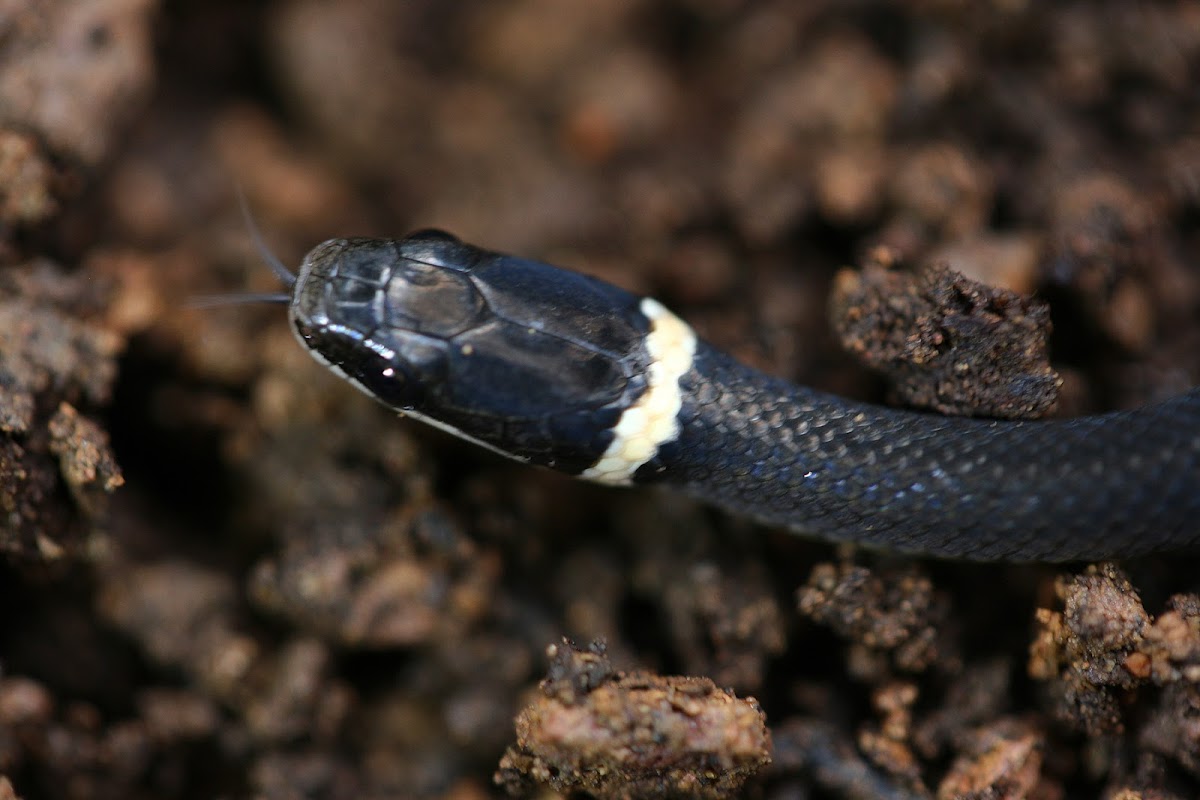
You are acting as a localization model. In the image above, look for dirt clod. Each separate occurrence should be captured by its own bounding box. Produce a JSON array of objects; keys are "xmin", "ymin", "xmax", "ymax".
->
[
  {"xmin": 0, "ymin": 0, "xmax": 158, "ymax": 165},
  {"xmin": 1030, "ymin": 564, "xmax": 1200, "ymax": 740},
  {"xmin": 798, "ymin": 560, "xmax": 954, "ymax": 676},
  {"xmin": 496, "ymin": 639, "xmax": 772, "ymax": 799},
  {"xmin": 831, "ymin": 255, "xmax": 1061, "ymax": 419}
]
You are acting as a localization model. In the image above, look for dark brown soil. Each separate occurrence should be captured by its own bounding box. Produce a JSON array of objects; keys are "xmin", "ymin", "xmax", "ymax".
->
[{"xmin": 2, "ymin": 2, "xmax": 1199, "ymax": 798}]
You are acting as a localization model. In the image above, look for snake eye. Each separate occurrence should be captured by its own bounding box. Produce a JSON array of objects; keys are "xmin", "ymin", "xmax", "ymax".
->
[
  {"xmin": 365, "ymin": 362, "xmax": 416, "ymax": 408},
  {"xmin": 351, "ymin": 337, "xmax": 448, "ymax": 411}
]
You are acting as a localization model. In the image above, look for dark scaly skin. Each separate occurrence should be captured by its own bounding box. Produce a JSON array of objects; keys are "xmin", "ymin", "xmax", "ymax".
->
[
  {"xmin": 289, "ymin": 234, "xmax": 1200, "ymax": 562},
  {"xmin": 645, "ymin": 343, "xmax": 1200, "ymax": 561}
]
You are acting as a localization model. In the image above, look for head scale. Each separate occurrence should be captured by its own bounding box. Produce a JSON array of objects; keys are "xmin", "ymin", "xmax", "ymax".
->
[{"xmin": 286, "ymin": 231, "xmax": 657, "ymax": 473}]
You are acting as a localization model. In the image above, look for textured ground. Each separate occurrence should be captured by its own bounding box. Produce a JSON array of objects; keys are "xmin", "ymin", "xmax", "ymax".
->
[{"xmin": 2, "ymin": 2, "xmax": 1200, "ymax": 798}]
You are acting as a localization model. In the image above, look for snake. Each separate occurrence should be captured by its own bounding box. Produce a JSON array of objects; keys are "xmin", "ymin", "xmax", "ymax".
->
[{"xmin": 244, "ymin": 229, "xmax": 1200, "ymax": 562}]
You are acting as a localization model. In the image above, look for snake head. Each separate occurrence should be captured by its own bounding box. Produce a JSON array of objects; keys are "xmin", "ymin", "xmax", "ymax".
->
[{"xmin": 287, "ymin": 231, "xmax": 656, "ymax": 472}]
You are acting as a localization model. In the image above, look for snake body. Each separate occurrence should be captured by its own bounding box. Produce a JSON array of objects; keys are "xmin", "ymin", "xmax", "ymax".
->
[{"xmin": 278, "ymin": 230, "xmax": 1200, "ymax": 562}]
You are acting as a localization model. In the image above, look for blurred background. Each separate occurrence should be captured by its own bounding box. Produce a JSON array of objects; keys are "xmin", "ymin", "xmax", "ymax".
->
[{"xmin": 1, "ymin": 1, "xmax": 1199, "ymax": 798}]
